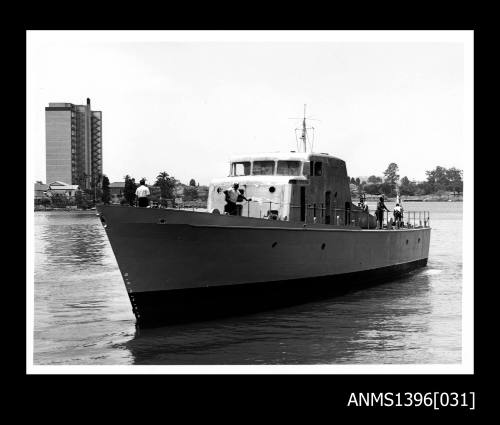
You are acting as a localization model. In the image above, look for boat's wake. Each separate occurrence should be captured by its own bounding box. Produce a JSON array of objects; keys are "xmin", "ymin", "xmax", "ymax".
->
[{"xmin": 422, "ymin": 269, "xmax": 443, "ymax": 276}]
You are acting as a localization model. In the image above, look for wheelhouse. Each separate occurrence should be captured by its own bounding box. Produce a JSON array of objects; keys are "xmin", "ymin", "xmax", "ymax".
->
[{"xmin": 208, "ymin": 151, "xmax": 354, "ymax": 224}]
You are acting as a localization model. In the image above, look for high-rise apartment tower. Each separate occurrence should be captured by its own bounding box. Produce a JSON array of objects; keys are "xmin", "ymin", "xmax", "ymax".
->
[{"xmin": 45, "ymin": 98, "xmax": 102, "ymax": 189}]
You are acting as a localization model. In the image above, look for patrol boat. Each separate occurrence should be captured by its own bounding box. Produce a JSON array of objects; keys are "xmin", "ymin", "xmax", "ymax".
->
[{"xmin": 98, "ymin": 113, "xmax": 431, "ymax": 327}]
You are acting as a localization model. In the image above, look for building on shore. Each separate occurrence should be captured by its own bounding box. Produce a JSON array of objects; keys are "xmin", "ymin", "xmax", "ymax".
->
[
  {"xmin": 47, "ymin": 181, "xmax": 80, "ymax": 197},
  {"xmin": 34, "ymin": 182, "xmax": 50, "ymax": 201},
  {"xmin": 45, "ymin": 98, "xmax": 102, "ymax": 190}
]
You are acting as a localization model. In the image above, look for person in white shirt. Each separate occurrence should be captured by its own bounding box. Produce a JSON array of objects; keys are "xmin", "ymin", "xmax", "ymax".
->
[
  {"xmin": 223, "ymin": 183, "xmax": 251, "ymax": 215},
  {"xmin": 393, "ymin": 203, "xmax": 403, "ymax": 228},
  {"xmin": 135, "ymin": 179, "xmax": 150, "ymax": 207}
]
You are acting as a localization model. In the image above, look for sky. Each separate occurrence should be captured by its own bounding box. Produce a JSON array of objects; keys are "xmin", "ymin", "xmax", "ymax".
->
[{"xmin": 27, "ymin": 31, "xmax": 471, "ymax": 186}]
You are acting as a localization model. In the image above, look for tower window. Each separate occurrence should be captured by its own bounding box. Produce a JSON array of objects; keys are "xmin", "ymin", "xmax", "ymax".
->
[{"xmin": 314, "ymin": 162, "xmax": 323, "ymax": 176}]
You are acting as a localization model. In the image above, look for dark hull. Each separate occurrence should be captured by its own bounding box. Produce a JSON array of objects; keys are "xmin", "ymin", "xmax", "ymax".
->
[{"xmin": 130, "ymin": 258, "xmax": 427, "ymax": 328}]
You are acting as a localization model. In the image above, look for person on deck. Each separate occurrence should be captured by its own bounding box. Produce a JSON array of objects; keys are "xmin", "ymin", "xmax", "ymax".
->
[
  {"xmin": 224, "ymin": 183, "xmax": 251, "ymax": 215},
  {"xmin": 393, "ymin": 203, "xmax": 403, "ymax": 228},
  {"xmin": 358, "ymin": 196, "xmax": 369, "ymax": 213},
  {"xmin": 135, "ymin": 179, "xmax": 150, "ymax": 207},
  {"xmin": 376, "ymin": 196, "xmax": 390, "ymax": 229}
]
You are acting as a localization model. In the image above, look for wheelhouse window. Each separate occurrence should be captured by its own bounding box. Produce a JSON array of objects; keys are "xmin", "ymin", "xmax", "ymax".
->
[
  {"xmin": 314, "ymin": 161, "xmax": 323, "ymax": 176},
  {"xmin": 277, "ymin": 160, "xmax": 302, "ymax": 176},
  {"xmin": 252, "ymin": 161, "xmax": 275, "ymax": 175},
  {"xmin": 231, "ymin": 161, "xmax": 251, "ymax": 176}
]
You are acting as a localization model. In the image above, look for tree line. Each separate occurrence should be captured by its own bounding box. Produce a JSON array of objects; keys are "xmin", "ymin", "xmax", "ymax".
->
[{"xmin": 349, "ymin": 163, "xmax": 463, "ymax": 198}]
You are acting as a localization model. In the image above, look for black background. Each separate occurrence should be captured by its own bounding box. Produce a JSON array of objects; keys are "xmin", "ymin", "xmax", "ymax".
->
[{"xmin": 19, "ymin": 10, "xmax": 483, "ymax": 419}]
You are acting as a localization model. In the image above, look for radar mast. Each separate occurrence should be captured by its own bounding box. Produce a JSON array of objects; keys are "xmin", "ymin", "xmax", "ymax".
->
[{"xmin": 292, "ymin": 104, "xmax": 316, "ymax": 152}]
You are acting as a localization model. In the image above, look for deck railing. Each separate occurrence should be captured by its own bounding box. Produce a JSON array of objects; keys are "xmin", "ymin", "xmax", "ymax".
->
[
  {"xmin": 217, "ymin": 199, "xmax": 430, "ymax": 229},
  {"xmin": 286, "ymin": 204, "xmax": 430, "ymax": 229}
]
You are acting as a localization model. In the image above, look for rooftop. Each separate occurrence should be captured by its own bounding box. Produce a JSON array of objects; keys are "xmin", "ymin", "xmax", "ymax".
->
[
  {"xmin": 229, "ymin": 151, "xmax": 342, "ymax": 162},
  {"xmin": 48, "ymin": 181, "xmax": 70, "ymax": 186},
  {"xmin": 48, "ymin": 181, "xmax": 79, "ymax": 190},
  {"xmin": 48, "ymin": 103, "xmax": 73, "ymax": 108},
  {"xmin": 34, "ymin": 183, "xmax": 49, "ymax": 191}
]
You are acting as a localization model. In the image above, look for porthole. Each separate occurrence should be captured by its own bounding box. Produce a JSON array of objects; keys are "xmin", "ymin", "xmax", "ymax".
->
[
  {"xmin": 321, "ymin": 243, "xmax": 326, "ymax": 250},
  {"xmin": 272, "ymin": 242, "xmax": 278, "ymax": 248},
  {"xmin": 269, "ymin": 186, "xmax": 276, "ymax": 193}
]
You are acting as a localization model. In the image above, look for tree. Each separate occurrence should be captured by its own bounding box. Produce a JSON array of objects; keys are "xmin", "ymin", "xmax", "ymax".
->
[
  {"xmin": 416, "ymin": 181, "xmax": 433, "ymax": 195},
  {"xmin": 423, "ymin": 166, "xmax": 463, "ymax": 195},
  {"xmin": 50, "ymin": 193, "xmax": 69, "ymax": 208},
  {"xmin": 355, "ymin": 177, "xmax": 361, "ymax": 186},
  {"xmin": 40, "ymin": 197, "xmax": 51, "ymax": 208},
  {"xmin": 400, "ymin": 176, "xmax": 410, "ymax": 187},
  {"xmin": 189, "ymin": 178, "xmax": 196, "ymax": 187},
  {"xmin": 350, "ymin": 177, "xmax": 356, "ymax": 184},
  {"xmin": 399, "ymin": 176, "xmax": 417, "ymax": 196},
  {"xmin": 445, "ymin": 167, "xmax": 463, "ymax": 195},
  {"xmin": 75, "ymin": 190, "xmax": 90, "ymax": 209},
  {"xmin": 363, "ymin": 183, "xmax": 381, "ymax": 195},
  {"xmin": 101, "ymin": 175, "xmax": 111, "ymax": 204},
  {"xmin": 383, "ymin": 163, "xmax": 399, "ymax": 197},
  {"xmin": 90, "ymin": 173, "xmax": 103, "ymax": 204},
  {"xmin": 425, "ymin": 166, "xmax": 447, "ymax": 192},
  {"xmin": 147, "ymin": 186, "xmax": 162, "ymax": 204},
  {"xmin": 383, "ymin": 163, "xmax": 399, "ymax": 185},
  {"xmin": 183, "ymin": 186, "xmax": 199, "ymax": 201},
  {"xmin": 380, "ymin": 182, "xmax": 394, "ymax": 197},
  {"xmin": 123, "ymin": 175, "xmax": 137, "ymax": 206},
  {"xmin": 154, "ymin": 171, "xmax": 176, "ymax": 204},
  {"xmin": 368, "ymin": 175, "xmax": 382, "ymax": 184}
]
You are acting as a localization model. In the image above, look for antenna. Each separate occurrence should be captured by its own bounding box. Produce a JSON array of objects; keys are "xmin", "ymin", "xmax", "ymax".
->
[{"xmin": 288, "ymin": 104, "xmax": 317, "ymax": 152}]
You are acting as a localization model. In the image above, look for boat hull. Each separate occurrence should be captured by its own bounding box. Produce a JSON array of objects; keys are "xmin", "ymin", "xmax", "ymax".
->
[
  {"xmin": 98, "ymin": 206, "xmax": 430, "ymax": 327},
  {"xmin": 129, "ymin": 258, "xmax": 427, "ymax": 326}
]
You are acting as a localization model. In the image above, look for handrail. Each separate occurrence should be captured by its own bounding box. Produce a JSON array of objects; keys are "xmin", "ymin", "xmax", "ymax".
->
[
  {"xmin": 283, "ymin": 203, "xmax": 430, "ymax": 229},
  {"xmin": 233, "ymin": 199, "xmax": 430, "ymax": 229},
  {"xmin": 376, "ymin": 209, "xmax": 431, "ymax": 229}
]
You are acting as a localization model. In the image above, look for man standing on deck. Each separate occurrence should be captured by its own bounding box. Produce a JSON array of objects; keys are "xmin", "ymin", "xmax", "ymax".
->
[
  {"xmin": 223, "ymin": 183, "xmax": 239, "ymax": 215},
  {"xmin": 224, "ymin": 183, "xmax": 251, "ymax": 215},
  {"xmin": 393, "ymin": 203, "xmax": 403, "ymax": 228},
  {"xmin": 376, "ymin": 196, "xmax": 390, "ymax": 229},
  {"xmin": 135, "ymin": 179, "xmax": 150, "ymax": 207}
]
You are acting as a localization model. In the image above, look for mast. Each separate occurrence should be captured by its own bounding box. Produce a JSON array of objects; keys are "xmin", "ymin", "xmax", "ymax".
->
[
  {"xmin": 291, "ymin": 104, "xmax": 315, "ymax": 152},
  {"xmin": 300, "ymin": 104, "xmax": 307, "ymax": 152}
]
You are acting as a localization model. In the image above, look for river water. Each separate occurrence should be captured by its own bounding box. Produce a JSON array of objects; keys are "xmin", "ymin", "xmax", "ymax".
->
[{"xmin": 32, "ymin": 202, "xmax": 463, "ymax": 365}]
